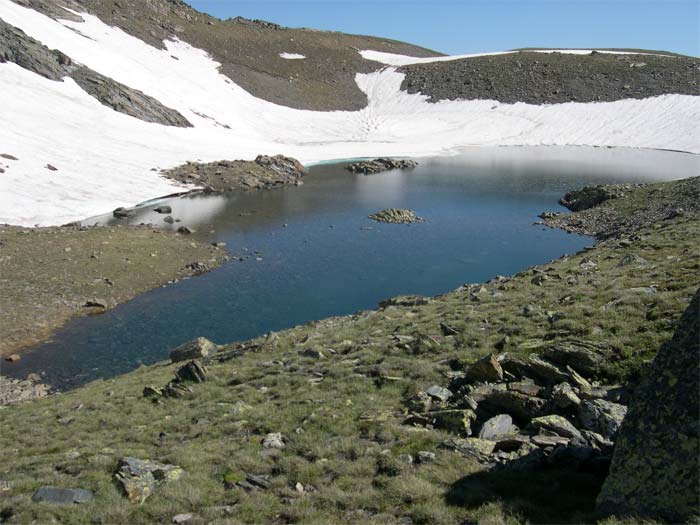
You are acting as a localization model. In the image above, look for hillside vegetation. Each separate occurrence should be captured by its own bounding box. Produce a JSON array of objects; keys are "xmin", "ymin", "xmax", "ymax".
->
[{"xmin": 0, "ymin": 178, "xmax": 697, "ymax": 524}]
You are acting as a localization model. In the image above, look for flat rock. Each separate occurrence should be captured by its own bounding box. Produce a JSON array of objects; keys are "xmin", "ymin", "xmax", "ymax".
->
[
  {"xmin": 530, "ymin": 415, "xmax": 583, "ymax": 441},
  {"xmin": 32, "ymin": 487, "xmax": 93, "ymax": 505},
  {"xmin": 543, "ymin": 340, "xmax": 613, "ymax": 376},
  {"xmin": 425, "ymin": 385, "xmax": 452, "ymax": 403}
]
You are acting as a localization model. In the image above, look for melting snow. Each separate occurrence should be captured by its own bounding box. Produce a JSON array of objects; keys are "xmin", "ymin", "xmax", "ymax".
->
[
  {"xmin": 279, "ymin": 52, "xmax": 305, "ymax": 59},
  {"xmin": 0, "ymin": 0, "xmax": 698, "ymax": 226}
]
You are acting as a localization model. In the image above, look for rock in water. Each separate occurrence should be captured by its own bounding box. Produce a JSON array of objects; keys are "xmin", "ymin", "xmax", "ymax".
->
[
  {"xmin": 597, "ymin": 291, "xmax": 699, "ymax": 523},
  {"xmin": 368, "ymin": 208, "xmax": 423, "ymax": 224},
  {"xmin": 346, "ymin": 158, "xmax": 418, "ymax": 174},
  {"xmin": 169, "ymin": 337, "xmax": 217, "ymax": 363}
]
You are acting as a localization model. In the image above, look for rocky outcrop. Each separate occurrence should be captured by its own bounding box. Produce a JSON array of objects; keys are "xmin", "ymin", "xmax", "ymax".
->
[
  {"xmin": 0, "ymin": 19, "xmax": 191, "ymax": 127},
  {"xmin": 596, "ymin": 291, "xmax": 699, "ymax": 523},
  {"xmin": 368, "ymin": 208, "xmax": 423, "ymax": 224},
  {"xmin": 0, "ymin": 374, "xmax": 49, "ymax": 405},
  {"xmin": 401, "ymin": 51, "xmax": 700, "ymax": 105},
  {"xmin": 346, "ymin": 158, "xmax": 418, "ymax": 174},
  {"xmin": 403, "ymin": 342, "xmax": 627, "ymax": 470},
  {"xmin": 161, "ymin": 155, "xmax": 306, "ymax": 192},
  {"xmin": 558, "ymin": 185, "xmax": 628, "ymax": 212}
]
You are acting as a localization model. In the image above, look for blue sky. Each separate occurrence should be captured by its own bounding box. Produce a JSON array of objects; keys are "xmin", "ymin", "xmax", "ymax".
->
[{"xmin": 188, "ymin": 1, "xmax": 699, "ymax": 57}]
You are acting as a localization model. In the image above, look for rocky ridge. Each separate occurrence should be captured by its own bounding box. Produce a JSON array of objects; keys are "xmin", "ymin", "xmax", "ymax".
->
[
  {"xmin": 401, "ymin": 51, "xmax": 700, "ymax": 105},
  {"xmin": 0, "ymin": 19, "xmax": 192, "ymax": 127}
]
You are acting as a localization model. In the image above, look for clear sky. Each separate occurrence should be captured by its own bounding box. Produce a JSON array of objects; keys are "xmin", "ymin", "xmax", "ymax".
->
[{"xmin": 187, "ymin": 1, "xmax": 699, "ymax": 57}]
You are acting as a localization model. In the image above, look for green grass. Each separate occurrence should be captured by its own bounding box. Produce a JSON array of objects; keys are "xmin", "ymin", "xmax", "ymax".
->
[{"xmin": 0, "ymin": 180, "xmax": 698, "ymax": 524}]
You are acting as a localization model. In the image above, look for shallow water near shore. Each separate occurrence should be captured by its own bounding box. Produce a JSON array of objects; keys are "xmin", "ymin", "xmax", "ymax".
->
[{"xmin": 5, "ymin": 146, "xmax": 698, "ymax": 389}]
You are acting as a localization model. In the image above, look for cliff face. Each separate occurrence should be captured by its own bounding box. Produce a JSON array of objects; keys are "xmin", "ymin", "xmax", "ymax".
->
[{"xmin": 596, "ymin": 290, "xmax": 700, "ymax": 522}]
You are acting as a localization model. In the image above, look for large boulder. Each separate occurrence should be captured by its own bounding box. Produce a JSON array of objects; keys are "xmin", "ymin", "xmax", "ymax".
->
[
  {"xmin": 169, "ymin": 337, "xmax": 217, "ymax": 363},
  {"xmin": 597, "ymin": 291, "xmax": 699, "ymax": 523},
  {"xmin": 115, "ymin": 457, "xmax": 184, "ymax": 504},
  {"xmin": 578, "ymin": 399, "xmax": 627, "ymax": 439},
  {"xmin": 465, "ymin": 354, "xmax": 504, "ymax": 383}
]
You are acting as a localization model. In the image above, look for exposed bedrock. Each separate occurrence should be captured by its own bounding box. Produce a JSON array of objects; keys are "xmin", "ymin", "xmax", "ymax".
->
[
  {"xmin": 0, "ymin": 19, "xmax": 192, "ymax": 127},
  {"xmin": 596, "ymin": 290, "xmax": 700, "ymax": 523}
]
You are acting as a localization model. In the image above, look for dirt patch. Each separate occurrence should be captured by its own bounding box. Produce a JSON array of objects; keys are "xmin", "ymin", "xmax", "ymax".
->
[{"xmin": 0, "ymin": 224, "xmax": 226, "ymax": 357}]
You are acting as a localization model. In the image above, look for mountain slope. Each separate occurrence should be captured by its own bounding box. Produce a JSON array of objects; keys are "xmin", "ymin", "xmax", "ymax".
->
[{"xmin": 0, "ymin": 0, "xmax": 699, "ymax": 227}]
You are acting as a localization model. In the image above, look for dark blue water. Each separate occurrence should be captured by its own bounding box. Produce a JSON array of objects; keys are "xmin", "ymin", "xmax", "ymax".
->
[{"xmin": 6, "ymin": 147, "xmax": 697, "ymax": 388}]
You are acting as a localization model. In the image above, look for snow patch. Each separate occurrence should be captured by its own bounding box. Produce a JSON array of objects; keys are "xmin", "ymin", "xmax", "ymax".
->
[
  {"xmin": 360, "ymin": 48, "xmax": 668, "ymax": 66},
  {"xmin": 279, "ymin": 52, "xmax": 305, "ymax": 60},
  {"xmin": 0, "ymin": 0, "xmax": 698, "ymax": 226}
]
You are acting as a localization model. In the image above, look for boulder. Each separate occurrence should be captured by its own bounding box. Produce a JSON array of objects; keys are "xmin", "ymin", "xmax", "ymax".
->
[
  {"xmin": 543, "ymin": 340, "xmax": 613, "ymax": 376},
  {"xmin": 527, "ymin": 354, "xmax": 570, "ymax": 384},
  {"xmin": 530, "ymin": 415, "xmax": 583, "ymax": 441},
  {"xmin": 444, "ymin": 437, "xmax": 496, "ymax": 459},
  {"xmin": 465, "ymin": 354, "xmax": 503, "ymax": 383},
  {"xmin": 478, "ymin": 414, "xmax": 518, "ymax": 440},
  {"xmin": 169, "ymin": 337, "xmax": 217, "ymax": 363},
  {"xmin": 174, "ymin": 361, "xmax": 208, "ymax": 383},
  {"xmin": 481, "ymin": 390, "xmax": 547, "ymax": 421},
  {"xmin": 551, "ymin": 382, "xmax": 581, "ymax": 408},
  {"xmin": 507, "ymin": 381, "xmax": 543, "ymax": 397},
  {"xmin": 431, "ymin": 409, "xmax": 476, "ymax": 436},
  {"xmin": 406, "ymin": 391, "xmax": 432, "ymax": 413},
  {"xmin": 154, "ymin": 205, "xmax": 172, "ymax": 214},
  {"xmin": 115, "ymin": 457, "xmax": 184, "ymax": 504},
  {"xmin": 425, "ymin": 385, "xmax": 452, "ymax": 404},
  {"xmin": 578, "ymin": 399, "xmax": 627, "ymax": 439},
  {"xmin": 32, "ymin": 487, "xmax": 93, "ymax": 505}
]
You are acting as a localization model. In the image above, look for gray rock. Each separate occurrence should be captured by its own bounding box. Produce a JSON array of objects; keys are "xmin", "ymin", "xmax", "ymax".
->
[
  {"xmin": 262, "ymin": 432, "xmax": 285, "ymax": 449},
  {"xmin": 172, "ymin": 514, "xmax": 193, "ymax": 524},
  {"xmin": 531, "ymin": 434, "xmax": 570, "ymax": 448},
  {"xmin": 32, "ymin": 487, "xmax": 93, "ymax": 505},
  {"xmin": 115, "ymin": 457, "xmax": 184, "ymax": 504},
  {"xmin": 154, "ymin": 205, "xmax": 172, "ymax": 214},
  {"xmin": 416, "ymin": 451, "xmax": 436, "ymax": 464},
  {"xmin": 406, "ymin": 391, "xmax": 432, "ymax": 413},
  {"xmin": 543, "ymin": 340, "xmax": 613, "ymax": 376},
  {"xmin": 368, "ymin": 208, "xmax": 423, "ymax": 224},
  {"xmin": 530, "ymin": 415, "xmax": 583, "ymax": 441},
  {"xmin": 174, "ymin": 360, "xmax": 208, "ymax": 383},
  {"xmin": 431, "ymin": 409, "xmax": 477, "ymax": 436},
  {"xmin": 551, "ymin": 382, "xmax": 581, "ymax": 408},
  {"xmin": 481, "ymin": 390, "xmax": 547, "ymax": 420},
  {"xmin": 425, "ymin": 385, "xmax": 452, "ymax": 403},
  {"xmin": 527, "ymin": 354, "xmax": 570, "ymax": 384},
  {"xmin": 478, "ymin": 414, "xmax": 518, "ymax": 440},
  {"xmin": 346, "ymin": 158, "xmax": 418, "ymax": 174},
  {"xmin": 112, "ymin": 207, "xmax": 132, "ymax": 219},
  {"xmin": 465, "ymin": 354, "xmax": 504, "ymax": 383},
  {"xmin": 578, "ymin": 399, "xmax": 627, "ymax": 439},
  {"xmin": 169, "ymin": 337, "xmax": 217, "ymax": 363}
]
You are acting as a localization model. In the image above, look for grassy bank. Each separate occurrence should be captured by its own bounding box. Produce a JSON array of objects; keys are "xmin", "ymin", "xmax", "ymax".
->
[
  {"xmin": 0, "ymin": 225, "xmax": 226, "ymax": 359},
  {"xmin": 0, "ymin": 177, "xmax": 697, "ymax": 524}
]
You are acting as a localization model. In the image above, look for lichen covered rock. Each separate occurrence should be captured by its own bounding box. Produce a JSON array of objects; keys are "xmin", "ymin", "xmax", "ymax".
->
[{"xmin": 596, "ymin": 291, "xmax": 699, "ymax": 522}]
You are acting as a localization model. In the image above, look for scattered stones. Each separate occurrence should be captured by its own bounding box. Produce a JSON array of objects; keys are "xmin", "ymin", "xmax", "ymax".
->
[
  {"xmin": 478, "ymin": 414, "xmax": 517, "ymax": 440},
  {"xmin": 465, "ymin": 354, "xmax": 503, "ymax": 383},
  {"xmin": 115, "ymin": 457, "xmax": 184, "ymax": 504},
  {"xmin": 346, "ymin": 158, "xmax": 418, "ymax": 174},
  {"xmin": 578, "ymin": 399, "xmax": 627, "ymax": 439},
  {"xmin": 368, "ymin": 208, "xmax": 423, "ymax": 224},
  {"xmin": 262, "ymin": 432, "xmax": 286, "ymax": 449},
  {"xmin": 0, "ymin": 375, "xmax": 49, "ymax": 405},
  {"xmin": 184, "ymin": 261, "xmax": 209, "ymax": 275},
  {"xmin": 32, "ymin": 487, "xmax": 93, "ymax": 505},
  {"xmin": 169, "ymin": 337, "xmax": 217, "ymax": 363}
]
